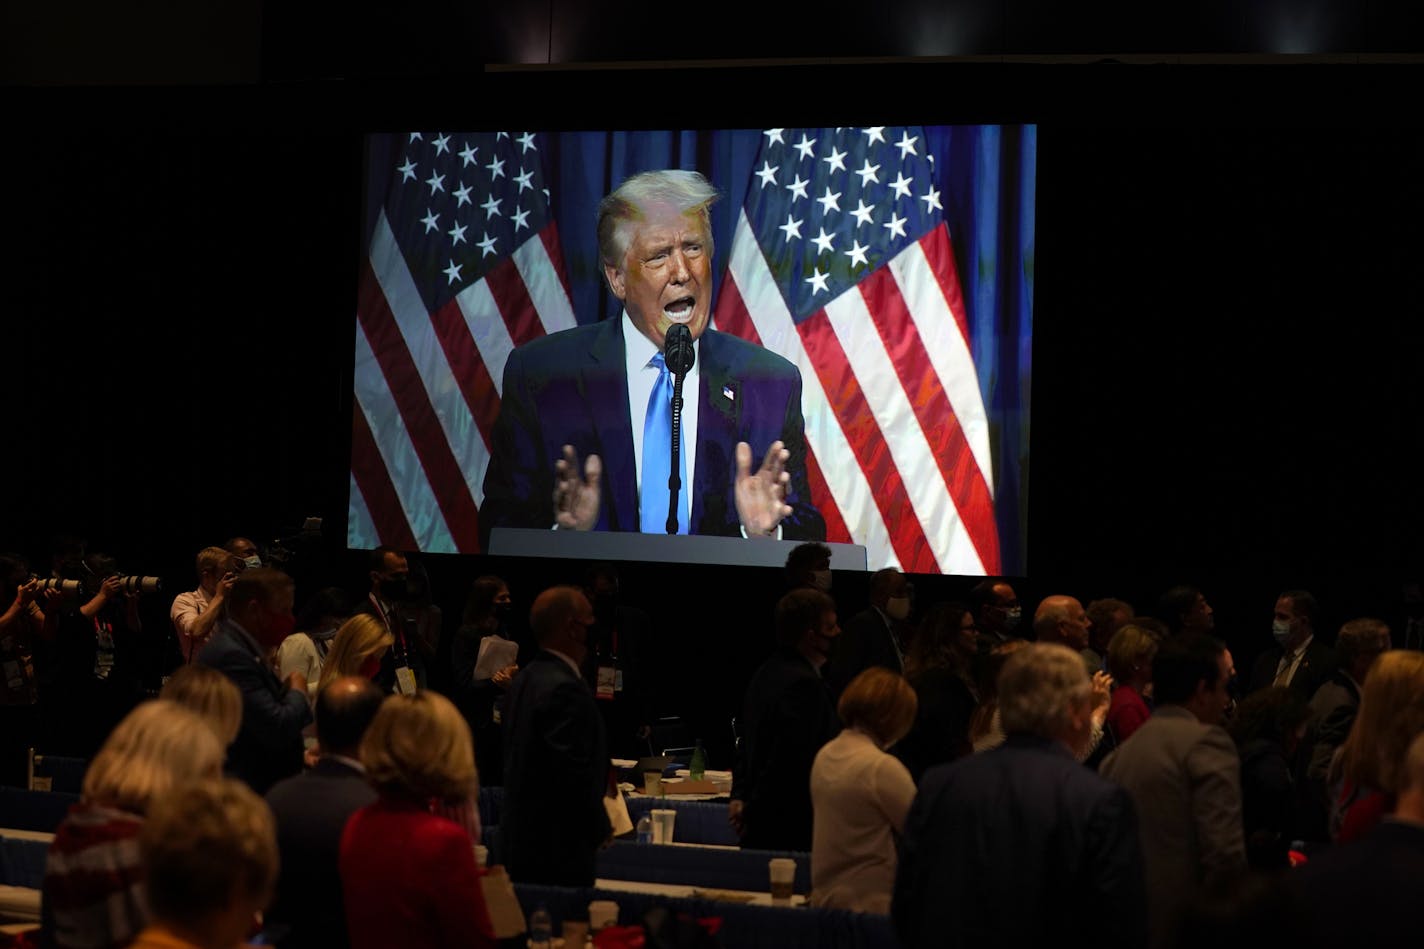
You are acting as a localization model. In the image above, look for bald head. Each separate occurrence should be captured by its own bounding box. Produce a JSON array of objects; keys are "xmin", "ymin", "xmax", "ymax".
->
[
  {"xmin": 1034, "ymin": 596, "xmax": 1090, "ymax": 651},
  {"xmin": 315, "ymin": 676, "xmax": 384, "ymax": 758},
  {"xmin": 530, "ymin": 585, "xmax": 594, "ymax": 664}
]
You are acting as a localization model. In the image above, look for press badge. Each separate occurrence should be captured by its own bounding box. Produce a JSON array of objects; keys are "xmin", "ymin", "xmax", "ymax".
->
[
  {"xmin": 595, "ymin": 663, "xmax": 619, "ymax": 700},
  {"xmin": 394, "ymin": 665, "xmax": 418, "ymax": 695}
]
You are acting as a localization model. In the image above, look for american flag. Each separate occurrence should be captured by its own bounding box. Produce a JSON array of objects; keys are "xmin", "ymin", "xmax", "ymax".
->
[
  {"xmin": 712, "ymin": 127, "xmax": 1001, "ymax": 574},
  {"xmin": 348, "ymin": 131, "xmax": 576, "ymax": 553}
]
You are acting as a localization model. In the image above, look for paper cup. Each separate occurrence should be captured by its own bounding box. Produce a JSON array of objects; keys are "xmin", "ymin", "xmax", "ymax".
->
[
  {"xmin": 650, "ymin": 808, "xmax": 676, "ymax": 844},
  {"xmin": 587, "ymin": 900, "xmax": 619, "ymax": 930},
  {"xmin": 643, "ymin": 771, "xmax": 662, "ymax": 796},
  {"xmin": 768, "ymin": 857, "xmax": 796, "ymax": 900}
]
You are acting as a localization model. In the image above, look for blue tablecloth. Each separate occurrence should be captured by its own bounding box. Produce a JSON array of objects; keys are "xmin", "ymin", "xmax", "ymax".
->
[
  {"xmin": 597, "ymin": 840, "xmax": 811, "ymax": 894},
  {"xmin": 0, "ymin": 836, "xmax": 48, "ymax": 889},
  {"xmin": 513, "ymin": 881, "xmax": 897, "ymax": 949},
  {"xmin": 625, "ymin": 797, "xmax": 739, "ymax": 846},
  {"xmin": 0, "ymin": 788, "xmax": 79, "ymax": 834}
]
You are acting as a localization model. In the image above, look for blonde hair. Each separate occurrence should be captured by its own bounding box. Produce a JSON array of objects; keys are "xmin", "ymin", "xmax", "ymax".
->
[
  {"xmin": 838, "ymin": 667, "xmax": 918, "ymax": 747},
  {"xmin": 160, "ymin": 664, "xmax": 242, "ymax": 747},
  {"xmin": 81, "ymin": 700, "xmax": 225, "ymax": 815},
  {"xmin": 1340, "ymin": 650, "xmax": 1424, "ymax": 793},
  {"xmin": 1105, "ymin": 624, "xmax": 1159, "ymax": 682},
  {"xmin": 194, "ymin": 546, "xmax": 234, "ymax": 578},
  {"xmin": 319, "ymin": 613, "xmax": 393, "ymax": 693},
  {"xmin": 361, "ymin": 692, "xmax": 478, "ymax": 802},
  {"xmin": 141, "ymin": 778, "xmax": 278, "ymax": 929}
]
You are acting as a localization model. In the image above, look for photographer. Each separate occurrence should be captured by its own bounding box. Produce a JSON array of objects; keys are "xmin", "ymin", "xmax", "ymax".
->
[
  {"xmin": 2, "ymin": 553, "xmax": 50, "ymax": 785},
  {"xmin": 171, "ymin": 546, "xmax": 240, "ymax": 663}
]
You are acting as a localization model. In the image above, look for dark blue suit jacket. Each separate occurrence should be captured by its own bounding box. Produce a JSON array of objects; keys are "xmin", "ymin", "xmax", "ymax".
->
[
  {"xmin": 480, "ymin": 320, "xmax": 825, "ymax": 545},
  {"xmin": 499, "ymin": 650, "xmax": 611, "ymax": 887},
  {"xmin": 893, "ymin": 734, "xmax": 1148, "ymax": 949},
  {"xmin": 198, "ymin": 621, "xmax": 311, "ymax": 794}
]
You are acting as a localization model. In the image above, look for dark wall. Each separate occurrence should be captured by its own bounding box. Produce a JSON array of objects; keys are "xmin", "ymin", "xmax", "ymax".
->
[{"xmin": 5, "ymin": 67, "xmax": 1422, "ymax": 766}]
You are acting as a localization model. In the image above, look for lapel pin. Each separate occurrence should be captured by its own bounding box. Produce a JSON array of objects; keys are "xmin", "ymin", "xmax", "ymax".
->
[{"xmin": 722, "ymin": 384, "xmax": 735, "ymax": 402}]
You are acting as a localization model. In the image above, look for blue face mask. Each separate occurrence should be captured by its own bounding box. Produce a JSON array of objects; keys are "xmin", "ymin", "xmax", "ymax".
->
[{"xmin": 1272, "ymin": 618, "xmax": 1293, "ymax": 646}]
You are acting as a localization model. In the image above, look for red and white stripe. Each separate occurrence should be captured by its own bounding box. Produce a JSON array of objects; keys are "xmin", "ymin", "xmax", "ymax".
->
[
  {"xmin": 348, "ymin": 209, "xmax": 576, "ymax": 553},
  {"xmin": 716, "ymin": 208, "xmax": 1000, "ymax": 574}
]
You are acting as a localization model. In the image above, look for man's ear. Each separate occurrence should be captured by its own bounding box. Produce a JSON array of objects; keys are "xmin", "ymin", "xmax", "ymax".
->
[{"xmin": 604, "ymin": 263, "xmax": 627, "ymax": 301}]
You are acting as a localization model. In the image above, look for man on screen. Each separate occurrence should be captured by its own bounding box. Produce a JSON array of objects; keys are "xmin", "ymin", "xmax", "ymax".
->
[{"xmin": 481, "ymin": 169, "xmax": 824, "ymax": 544}]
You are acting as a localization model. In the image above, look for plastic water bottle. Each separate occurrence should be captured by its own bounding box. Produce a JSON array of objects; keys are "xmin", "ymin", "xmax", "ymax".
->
[
  {"xmin": 636, "ymin": 814, "xmax": 653, "ymax": 844},
  {"xmin": 529, "ymin": 906, "xmax": 552, "ymax": 948},
  {"xmin": 689, "ymin": 739, "xmax": 706, "ymax": 781}
]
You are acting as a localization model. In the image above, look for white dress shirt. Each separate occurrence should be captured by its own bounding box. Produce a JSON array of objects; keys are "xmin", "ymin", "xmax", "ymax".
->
[{"xmin": 623, "ymin": 312, "xmax": 699, "ymax": 528}]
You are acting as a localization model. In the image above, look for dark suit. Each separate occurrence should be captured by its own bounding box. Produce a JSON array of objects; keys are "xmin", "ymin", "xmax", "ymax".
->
[
  {"xmin": 499, "ymin": 650, "xmax": 611, "ymax": 886},
  {"xmin": 1247, "ymin": 637, "xmax": 1335, "ymax": 700},
  {"xmin": 732, "ymin": 648, "xmax": 839, "ymax": 851},
  {"xmin": 822, "ymin": 606, "xmax": 904, "ymax": 700},
  {"xmin": 198, "ymin": 620, "xmax": 311, "ymax": 794},
  {"xmin": 264, "ymin": 756, "xmax": 378, "ymax": 949},
  {"xmin": 1287, "ymin": 820, "xmax": 1424, "ymax": 949},
  {"xmin": 893, "ymin": 734, "xmax": 1147, "ymax": 949},
  {"xmin": 480, "ymin": 320, "xmax": 825, "ymax": 546}
]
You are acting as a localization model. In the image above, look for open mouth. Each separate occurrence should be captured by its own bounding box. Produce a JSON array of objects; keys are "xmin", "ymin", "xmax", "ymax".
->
[{"xmin": 663, "ymin": 296, "xmax": 697, "ymax": 322}]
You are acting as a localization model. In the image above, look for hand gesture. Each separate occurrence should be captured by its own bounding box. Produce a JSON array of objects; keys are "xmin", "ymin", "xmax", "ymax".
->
[
  {"xmin": 552, "ymin": 444, "xmax": 602, "ymax": 531},
  {"xmin": 97, "ymin": 575, "xmax": 122, "ymax": 601},
  {"xmin": 491, "ymin": 664, "xmax": 517, "ymax": 689},
  {"xmin": 1090, "ymin": 670, "xmax": 1113, "ymax": 727},
  {"xmin": 16, "ymin": 578, "xmax": 40, "ymax": 607},
  {"xmin": 215, "ymin": 571, "xmax": 237, "ymax": 602},
  {"xmin": 734, "ymin": 441, "xmax": 792, "ymax": 537}
]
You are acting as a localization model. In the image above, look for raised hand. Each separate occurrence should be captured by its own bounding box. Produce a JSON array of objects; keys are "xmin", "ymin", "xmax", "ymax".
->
[
  {"xmin": 734, "ymin": 441, "xmax": 793, "ymax": 538},
  {"xmin": 552, "ymin": 444, "xmax": 602, "ymax": 531}
]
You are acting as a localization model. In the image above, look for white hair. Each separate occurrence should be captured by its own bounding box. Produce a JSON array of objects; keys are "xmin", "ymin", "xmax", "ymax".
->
[
  {"xmin": 998, "ymin": 643, "xmax": 1092, "ymax": 739},
  {"xmin": 596, "ymin": 169, "xmax": 720, "ymax": 267}
]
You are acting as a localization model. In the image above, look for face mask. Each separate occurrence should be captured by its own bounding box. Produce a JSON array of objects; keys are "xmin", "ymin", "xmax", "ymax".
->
[
  {"xmin": 243, "ymin": 555, "xmax": 262, "ymax": 570},
  {"xmin": 810, "ymin": 570, "xmax": 832, "ymax": 592},
  {"xmin": 310, "ymin": 624, "xmax": 340, "ymax": 642},
  {"xmin": 1002, "ymin": 607, "xmax": 1022, "ymax": 630},
  {"xmin": 1272, "ymin": 619, "xmax": 1293, "ymax": 646},
  {"xmin": 885, "ymin": 596, "xmax": 911, "ymax": 621}
]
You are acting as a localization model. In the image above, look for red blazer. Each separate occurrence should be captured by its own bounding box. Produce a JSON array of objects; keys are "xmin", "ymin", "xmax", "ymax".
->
[{"xmin": 339, "ymin": 796, "xmax": 496, "ymax": 949}]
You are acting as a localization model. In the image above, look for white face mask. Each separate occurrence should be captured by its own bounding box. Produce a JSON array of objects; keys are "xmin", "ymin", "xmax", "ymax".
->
[
  {"xmin": 810, "ymin": 570, "xmax": 832, "ymax": 592},
  {"xmin": 243, "ymin": 555, "xmax": 262, "ymax": 570},
  {"xmin": 885, "ymin": 596, "xmax": 911, "ymax": 621},
  {"xmin": 1272, "ymin": 618, "xmax": 1293, "ymax": 646}
]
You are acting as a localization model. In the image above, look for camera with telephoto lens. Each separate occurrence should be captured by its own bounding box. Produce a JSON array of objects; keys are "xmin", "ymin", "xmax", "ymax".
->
[
  {"xmin": 28, "ymin": 576, "xmax": 86, "ymax": 597},
  {"xmin": 110, "ymin": 575, "xmax": 162, "ymax": 595}
]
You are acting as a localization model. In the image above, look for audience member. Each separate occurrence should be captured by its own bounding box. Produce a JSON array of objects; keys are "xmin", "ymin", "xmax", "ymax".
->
[
  {"xmin": 276, "ymin": 586, "xmax": 354, "ymax": 690},
  {"xmin": 159, "ymin": 663, "xmax": 242, "ymax": 748},
  {"xmin": 810, "ymin": 668, "xmax": 917, "ymax": 913},
  {"xmin": 317, "ymin": 613, "xmax": 394, "ymax": 695},
  {"xmin": 893, "ymin": 643, "xmax": 1147, "ymax": 949},
  {"xmin": 784, "ymin": 541, "xmax": 833, "ymax": 593},
  {"xmin": 1230, "ymin": 686, "xmax": 1311, "ymax": 869},
  {"xmin": 1033, "ymin": 594, "xmax": 1093, "ymax": 658},
  {"xmin": 451, "ymin": 574, "xmax": 518, "ymax": 782},
  {"xmin": 129, "ymin": 778, "xmax": 279, "ymax": 949},
  {"xmin": 968, "ymin": 639, "xmax": 1029, "ymax": 752},
  {"xmin": 896, "ymin": 602, "xmax": 979, "ymax": 780},
  {"xmin": 1105, "ymin": 623, "xmax": 1159, "ymax": 744},
  {"xmin": 1246, "ymin": 589, "xmax": 1333, "ymax": 699},
  {"xmin": 198, "ymin": 567, "xmax": 312, "ymax": 793},
  {"xmin": 500, "ymin": 586, "xmax": 612, "ymax": 886},
  {"xmin": 1083, "ymin": 596, "xmax": 1134, "ymax": 673},
  {"xmin": 730, "ymin": 588, "xmax": 841, "ymax": 851},
  {"xmin": 968, "ymin": 578, "xmax": 1023, "ymax": 648},
  {"xmin": 1306, "ymin": 617, "xmax": 1390, "ymax": 786},
  {"xmin": 170, "ymin": 546, "xmax": 238, "ymax": 664},
  {"xmin": 223, "ymin": 536, "xmax": 263, "ymax": 570},
  {"xmin": 266, "ymin": 677, "xmax": 384, "ymax": 949},
  {"xmin": 1288, "ymin": 730, "xmax": 1424, "ymax": 949},
  {"xmin": 356, "ymin": 546, "xmax": 423, "ymax": 694},
  {"xmin": 42, "ymin": 700, "xmax": 224, "ymax": 949},
  {"xmin": 583, "ymin": 562, "xmax": 655, "ymax": 759},
  {"xmin": 1157, "ymin": 584, "xmax": 1215, "ymax": 637},
  {"xmin": 1329, "ymin": 649, "xmax": 1424, "ymax": 842},
  {"xmin": 340, "ymin": 691, "xmax": 495, "ymax": 949},
  {"xmin": 823, "ymin": 567, "xmax": 912, "ymax": 699},
  {"xmin": 1100, "ymin": 632, "xmax": 1246, "ymax": 949},
  {"xmin": 1, "ymin": 555, "xmax": 47, "ymax": 787}
]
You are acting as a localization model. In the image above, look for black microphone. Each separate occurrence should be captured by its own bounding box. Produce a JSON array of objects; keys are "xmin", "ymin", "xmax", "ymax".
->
[
  {"xmin": 664, "ymin": 323, "xmax": 695, "ymax": 375},
  {"xmin": 663, "ymin": 324, "xmax": 694, "ymax": 533}
]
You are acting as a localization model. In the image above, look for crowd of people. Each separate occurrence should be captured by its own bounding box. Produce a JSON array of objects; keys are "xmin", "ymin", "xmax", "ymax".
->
[{"xmin": 2, "ymin": 533, "xmax": 1423, "ymax": 948}]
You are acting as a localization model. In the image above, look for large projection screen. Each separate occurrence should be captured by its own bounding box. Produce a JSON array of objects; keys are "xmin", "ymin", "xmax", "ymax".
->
[{"xmin": 348, "ymin": 127, "xmax": 1034, "ymax": 575}]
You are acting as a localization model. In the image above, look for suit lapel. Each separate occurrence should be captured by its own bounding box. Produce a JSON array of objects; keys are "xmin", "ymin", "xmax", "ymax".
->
[
  {"xmin": 584, "ymin": 320, "xmax": 637, "ymax": 531},
  {"xmin": 692, "ymin": 330, "xmax": 741, "ymax": 531}
]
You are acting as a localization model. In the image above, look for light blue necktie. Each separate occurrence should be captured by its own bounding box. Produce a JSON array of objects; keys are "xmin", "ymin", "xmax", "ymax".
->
[{"xmin": 641, "ymin": 352, "xmax": 688, "ymax": 534}]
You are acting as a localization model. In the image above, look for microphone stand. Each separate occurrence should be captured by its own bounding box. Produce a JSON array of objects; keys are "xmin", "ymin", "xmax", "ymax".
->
[{"xmin": 666, "ymin": 370, "xmax": 684, "ymax": 534}]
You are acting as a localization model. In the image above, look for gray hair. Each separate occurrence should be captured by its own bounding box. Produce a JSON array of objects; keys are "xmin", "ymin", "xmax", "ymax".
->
[
  {"xmin": 998, "ymin": 643, "xmax": 1093, "ymax": 739},
  {"xmin": 596, "ymin": 170, "xmax": 720, "ymax": 268}
]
